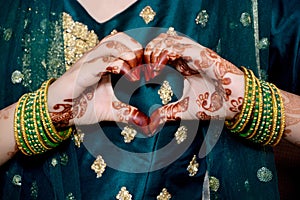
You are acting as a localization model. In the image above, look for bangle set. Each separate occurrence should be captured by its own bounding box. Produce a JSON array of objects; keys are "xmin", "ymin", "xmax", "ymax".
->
[
  {"xmin": 14, "ymin": 78, "xmax": 73, "ymax": 155},
  {"xmin": 225, "ymin": 67, "xmax": 285, "ymax": 146}
]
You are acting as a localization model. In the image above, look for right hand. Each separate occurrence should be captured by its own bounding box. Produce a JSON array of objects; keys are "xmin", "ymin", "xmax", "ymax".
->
[{"xmin": 47, "ymin": 32, "xmax": 149, "ymax": 132}]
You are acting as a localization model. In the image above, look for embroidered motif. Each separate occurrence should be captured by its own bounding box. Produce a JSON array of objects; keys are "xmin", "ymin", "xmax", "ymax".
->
[
  {"xmin": 51, "ymin": 158, "xmax": 58, "ymax": 167},
  {"xmin": 91, "ymin": 155, "xmax": 107, "ymax": 178},
  {"xmin": 30, "ymin": 181, "xmax": 38, "ymax": 199},
  {"xmin": 166, "ymin": 27, "xmax": 177, "ymax": 36},
  {"xmin": 73, "ymin": 130, "xmax": 85, "ymax": 148},
  {"xmin": 116, "ymin": 187, "xmax": 132, "ymax": 200},
  {"xmin": 60, "ymin": 153, "xmax": 69, "ymax": 166},
  {"xmin": 240, "ymin": 12, "xmax": 251, "ymax": 27},
  {"xmin": 157, "ymin": 188, "xmax": 171, "ymax": 200},
  {"xmin": 139, "ymin": 6, "xmax": 156, "ymax": 24},
  {"xmin": 158, "ymin": 80, "xmax": 173, "ymax": 105},
  {"xmin": 187, "ymin": 155, "xmax": 199, "ymax": 176},
  {"xmin": 62, "ymin": 12, "xmax": 99, "ymax": 70},
  {"xmin": 66, "ymin": 193, "xmax": 76, "ymax": 200},
  {"xmin": 258, "ymin": 37, "xmax": 269, "ymax": 50},
  {"xmin": 174, "ymin": 126, "xmax": 188, "ymax": 144},
  {"xmin": 12, "ymin": 174, "xmax": 22, "ymax": 186},
  {"xmin": 11, "ymin": 70, "xmax": 24, "ymax": 84},
  {"xmin": 257, "ymin": 167, "xmax": 272, "ymax": 182},
  {"xmin": 3, "ymin": 28, "xmax": 12, "ymax": 41},
  {"xmin": 195, "ymin": 10, "xmax": 209, "ymax": 27},
  {"xmin": 121, "ymin": 126, "xmax": 137, "ymax": 143},
  {"xmin": 209, "ymin": 176, "xmax": 220, "ymax": 192}
]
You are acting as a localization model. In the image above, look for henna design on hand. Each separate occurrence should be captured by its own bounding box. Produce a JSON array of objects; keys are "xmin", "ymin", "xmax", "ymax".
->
[{"xmin": 50, "ymin": 87, "xmax": 94, "ymax": 127}]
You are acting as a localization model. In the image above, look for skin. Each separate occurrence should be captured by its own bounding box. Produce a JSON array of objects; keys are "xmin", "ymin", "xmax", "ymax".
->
[{"xmin": 1, "ymin": 33, "xmax": 300, "ymax": 166}]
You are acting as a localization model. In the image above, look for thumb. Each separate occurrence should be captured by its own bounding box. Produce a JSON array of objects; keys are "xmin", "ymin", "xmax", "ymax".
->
[
  {"xmin": 148, "ymin": 97, "xmax": 189, "ymax": 135},
  {"xmin": 111, "ymin": 101, "xmax": 150, "ymax": 135}
]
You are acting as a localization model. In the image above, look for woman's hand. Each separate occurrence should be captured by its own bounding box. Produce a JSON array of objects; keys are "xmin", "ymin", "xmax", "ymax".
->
[
  {"xmin": 144, "ymin": 33, "xmax": 245, "ymax": 134},
  {"xmin": 47, "ymin": 32, "xmax": 149, "ymax": 131}
]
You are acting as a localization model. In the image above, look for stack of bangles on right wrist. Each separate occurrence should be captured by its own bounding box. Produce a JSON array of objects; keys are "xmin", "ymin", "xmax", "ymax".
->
[
  {"xmin": 14, "ymin": 78, "xmax": 73, "ymax": 156},
  {"xmin": 225, "ymin": 67, "xmax": 286, "ymax": 146}
]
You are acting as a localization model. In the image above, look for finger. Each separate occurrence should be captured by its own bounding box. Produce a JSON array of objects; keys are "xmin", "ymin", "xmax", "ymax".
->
[
  {"xmin": 144, "ymin": 33, "xmax": 168, "ymax": 64},
  {"xmin": 111, "ymin": 101, "xmax": 150, "ymax": 135},
  {"xmin": 148, "ymin": 97, "xmax": 190, "ymax": 134}
]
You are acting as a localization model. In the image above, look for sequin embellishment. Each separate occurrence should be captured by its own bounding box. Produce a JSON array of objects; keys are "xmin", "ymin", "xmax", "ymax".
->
[
  {"xmin": 174, "ymin": 126, "xmax": 188, "ymax": 144},
  {"xmin": 187, "ymin": 155, "xmax": 199, "ymax": 176},
  {"xmin": 157, "ymin": 188, "xmax": 171, "ymax": 200},
  {"xmin": 257, "ymin": 167, "xmax": 272, "ymax": 182},
  {"xmin": 139, "ymin": 6, "xmax": 156, "ymax": 24},
  {"xmin": 121, "ymin": 126, "xmax": 137, "ymax": 143},
  {"xmin": 12, "ymin": 174, "xmax": 22, "ymax": 186},
  {"xmin": 258, "ymin": 38, "xmax": 270, "ymax": 50},
  {"xmin": 195, "ymin": 10, "xmax": 209, "ymax": 27},
  {"xmin": 158, "ymin": 80, "xmax": 173, "ymax": 105},
  {"xmin": 240, "ymin": 12, "xmax": 251, "ymax": 27},
  {"xmin": 91, "ymin": 155, "xmax": 107, "ymax": 178},
  {"xmin": 11, "ymin": 70, "xmax": 24, "ymax": 84},
  {"xmin": 116, "ymin": 187, "xmax": 132, "ymax": 200},
  {"xmin": 209, "ymin": 176, "xmax": 220, "ymax": 192},
  {"xmin": 63, "ymin": 12, "xmax": 99, "ymax": 70},
  {"xmin": 73, "ymin": 130, "xmax": 85, "ymax": 148}
]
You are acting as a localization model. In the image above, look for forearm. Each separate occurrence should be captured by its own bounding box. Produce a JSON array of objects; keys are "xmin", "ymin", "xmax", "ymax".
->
[
  {"xmin": 0, "ymin": 103, "xmax": 18, "ymax": 166},
  {"xmin": 281, "ymin": 90, "xmax": 300, "ymax": 146}
]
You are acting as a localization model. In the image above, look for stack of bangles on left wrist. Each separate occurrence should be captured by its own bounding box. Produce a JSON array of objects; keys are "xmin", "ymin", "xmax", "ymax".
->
[
  {"xmin": 14, "ymin": 78, "xmax": 73, "ymax": 156},
  {"xmin": 225, "ymin": 67, "xmax": 286, "ymax": 146}
]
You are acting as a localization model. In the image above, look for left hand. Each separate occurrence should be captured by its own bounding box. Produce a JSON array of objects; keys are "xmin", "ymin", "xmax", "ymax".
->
[{"xmin": 143, "ymin": 33, "xmax": 245, "ymax": 134}]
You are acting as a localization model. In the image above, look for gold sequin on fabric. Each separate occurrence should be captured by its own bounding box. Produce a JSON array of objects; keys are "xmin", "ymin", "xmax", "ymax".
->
[
  {"xmin": 12, "ymin": 174, "xmax": 22, "ymax": 186},
  {"xmin": 62, "ymin": 12, "xmax": 99, "ymax": 70},
  {"xmin": 30, "ymin": 181, "xmax": 38, "ymax": 199},
  {"xmin": 240, "ymin": 12, "xmax": 252, "ymax": 27},
  {"xmin": 3, "ymin": 28, "xmax": 12, "ymax": 41},
  {"xmin": 174, "ymin": 126, "xmax": 188, "ymax": 144},
  {"xmin": 187, "ymin": 155, "xmax": 199, "ymax": 176},
  {"xmin": 73, "ymin": 130, "xmax": 85, "ymax": 148},
  {"xmin": 158, "ymin": 80, "xmax": 173, "ymax": 105},
  {"xmin": 91, "ymin": 155, "xmax": 107, "ymax": 178},
  {"xmin": 121, "ymin": 126, "xmax": 137, "ymax": 143},
  {"xmin": 11, "ymin": 70, "xmax": 24, "ymax": 84},
  {"xmin": 139, "ymin": 6, "xmax": 156, "ymax": 24},
  {"xmin": 116, "ymin": 187, "xmax": 132, "ymax": 200},
  {"xmin": 195, "ymin": 10, "xmax": 209, "ymax": 27},
  {"xmin": 19, "ymin": 9, "xmax": 65, "ymax": 91},
  {"xmin": 257, "ymin": 167, "xmax": 273, "ymax": 182},
  {"xmin": 166, "ymin": 27, "xmax": 177, "ymax": 36},
  {"xmin": 209, "ymin": 176, "xmax": 220, "ymax": 192},
  {"xmin": 258, "ymin": 37, "xmax": 270, "ymax": 50},
  {"xmin": 157, "ymin": 188, "xmax": 171, "ymax": 200}
]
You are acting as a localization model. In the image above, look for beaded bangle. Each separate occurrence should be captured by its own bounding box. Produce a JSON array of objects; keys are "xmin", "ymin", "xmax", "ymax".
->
[
  {"xmin": 14, "ymin": 78, "xmax": 73, "ymax": 156},
  {"xmin": 250, "ymin": 80, "xmax": 272, "ymax": 144},
  {"xmin": 269, "ymin": 83, "xmax": 285, "ymax": 146},
  {"xmin": 14, "ymin": 93, "xmax": 32, "ymax": 155},
  {"xmin": 240, "ymin": 76, "xmax": 263, "ymax": 138},
  {"xmin": 226, "ymin": 67, "xmax": 256, "ymax": 133}
]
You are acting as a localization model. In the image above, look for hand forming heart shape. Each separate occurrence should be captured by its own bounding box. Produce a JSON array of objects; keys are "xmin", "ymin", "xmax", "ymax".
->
[{"xmin": 47, "ymin": 31, "xmax": 245, "ymax": 137}]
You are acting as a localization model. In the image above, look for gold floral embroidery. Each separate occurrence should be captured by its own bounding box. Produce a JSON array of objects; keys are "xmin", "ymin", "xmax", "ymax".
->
[
  {"xmin": 62, "ymin": 12, "xmax": 99, "ymax": 70},
  {"xmin": 116, "ymin": 187, "xmax": 132, "ymax": 200},
  {"xmin": 174, "ymin": 126, "xmax": 188, "ymax": 144},
  {"xmin": 158, "ymin": 80, "xmax": 173, "ymax": 105},
  {"xmin": 91, "ymin": 155, "xmax": 107, "ymax": 178},
  {"xmin": 139, "ymin": 6, "xmax": 156, "ymax": 24},
  {"xmin": 73, "ymin": 129, "xmax": 85, "ymax": 148},
  {"xmin": 187, "ymin": 155, "xmax": 199, "ymax": 176},
  {"xmin": 121, "ymin": 126, "xmax": 137, "ymax": 143},
  {"xmin": 157, "ymin": 188, "xmax": 171, "ymax": 200}
]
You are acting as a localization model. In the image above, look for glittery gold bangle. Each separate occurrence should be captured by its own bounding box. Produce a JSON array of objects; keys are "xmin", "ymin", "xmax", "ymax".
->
[
  {"xmin": 226, "ymin": 67, "xmax": 256, "ymax": 133},
  {"xmin": 241, "ymin": 76, "xmax": 263, "ymax": 138},
  {"xmin": 250, "ymin": 80, "xmax": 272, "ymax": 144},
  {"xmin": 23, "ymin": 92, "xmax": 46, "ymax": 154},
  {"xmin": 259, "ymin": 82, "xmax": 278, "ymax": 145},
  {"xmin": 38, "ymin": 78, "xmax": 65, "ymax": 143},
  {"xmin": 269, "ymin": 84, "xmax": 285, "ymax": 146}
]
